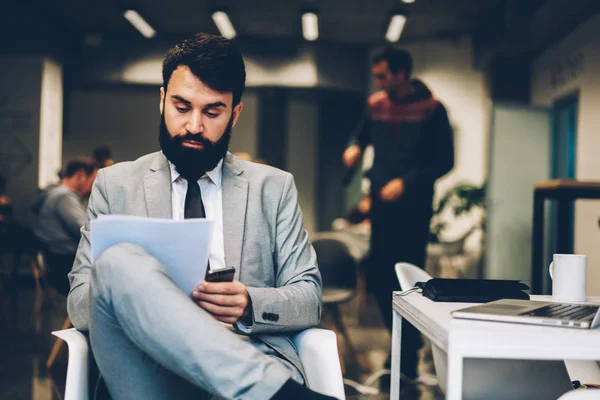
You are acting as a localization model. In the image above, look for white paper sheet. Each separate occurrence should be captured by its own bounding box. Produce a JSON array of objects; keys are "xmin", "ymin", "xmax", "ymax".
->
[{"xmin": 91, "ymin": 215, "xmax": 214, "ymax": 294}]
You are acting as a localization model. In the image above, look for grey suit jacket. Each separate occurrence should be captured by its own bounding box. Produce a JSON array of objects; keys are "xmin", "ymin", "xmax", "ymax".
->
[{"xmin": 67, "ymin": 151, "xmax": 322, "ymax": 379}]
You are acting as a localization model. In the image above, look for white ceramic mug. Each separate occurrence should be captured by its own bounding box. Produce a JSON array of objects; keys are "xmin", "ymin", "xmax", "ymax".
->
[{"xmin": 548, "ymin": 254, "xmax": 587, "ymax": 302}]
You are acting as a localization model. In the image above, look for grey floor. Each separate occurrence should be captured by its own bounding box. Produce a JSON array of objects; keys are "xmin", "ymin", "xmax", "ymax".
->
[{"xmin": 0, "ymin": 257, "xmax": 443, "ymax": 400}]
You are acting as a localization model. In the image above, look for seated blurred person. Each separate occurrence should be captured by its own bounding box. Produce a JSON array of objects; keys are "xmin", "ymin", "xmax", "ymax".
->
[{"xmin": 32, "ymin": 158, "xmax": 97, "ymax": 295}]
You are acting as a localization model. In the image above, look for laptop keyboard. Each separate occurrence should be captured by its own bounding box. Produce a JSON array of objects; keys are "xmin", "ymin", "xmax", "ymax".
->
[{"xmin": 522, "ymin": 304, "xmax": 598, "ymax": 321}]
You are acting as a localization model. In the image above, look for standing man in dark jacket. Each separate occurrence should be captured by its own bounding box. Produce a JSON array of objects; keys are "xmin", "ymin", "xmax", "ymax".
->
[{"xmin": 343, "ymin": 47, "xmax": 454, "ymax": 383}]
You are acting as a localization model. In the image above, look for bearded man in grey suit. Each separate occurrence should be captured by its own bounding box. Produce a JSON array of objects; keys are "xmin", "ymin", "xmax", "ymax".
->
[{"xmin": 67, "ymin": 33, "xmax": 335, "ymax": 400}]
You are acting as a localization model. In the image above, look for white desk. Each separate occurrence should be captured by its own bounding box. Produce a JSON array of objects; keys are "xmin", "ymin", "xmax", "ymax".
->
[{"xmin": 391, "ymin": 293, "xmax": 600, "ymax": 400}]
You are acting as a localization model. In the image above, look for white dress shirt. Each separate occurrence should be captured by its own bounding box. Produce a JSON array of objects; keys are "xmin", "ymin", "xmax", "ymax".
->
[{"xmin": 169, "ymin": 159, "xmax": 225, "ymax": 272}]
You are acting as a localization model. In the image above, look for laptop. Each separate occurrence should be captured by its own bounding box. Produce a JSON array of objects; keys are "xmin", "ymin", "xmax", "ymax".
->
[{"xmin": 452, "ymin": 299, "xmax": 600, "ymax": 329}]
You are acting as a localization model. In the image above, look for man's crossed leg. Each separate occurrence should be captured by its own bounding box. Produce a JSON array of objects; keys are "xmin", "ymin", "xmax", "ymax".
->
[{"xmin": 88, "ymin": 243, "xmax": 334, "ymax": 400}]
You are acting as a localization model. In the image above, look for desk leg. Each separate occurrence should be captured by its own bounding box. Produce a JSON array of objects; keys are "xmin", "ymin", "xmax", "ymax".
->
[
  {"xmin": 556, "ymin": 199, "xmax": 572, "ymax": 253},
  {"xmin": 531, "ymin": 191, "xmax": 545, "ymax": 294},
  {"xmin": 390, "ymin": 310, "xmax": 402, "ymax": 400},
  {"xmin": 446, "ymin": 348, "xmax": 464, "ymax": 400}
]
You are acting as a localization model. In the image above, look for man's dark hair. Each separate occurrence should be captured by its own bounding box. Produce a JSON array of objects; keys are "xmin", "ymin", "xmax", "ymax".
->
[
  {"xmin": 62, "ymin": 157, "xmax": 96, "ymax": 178},
  {"xmin": 373, "ymin": 47, "xmax": 413, "ymax": 77},
  {"xmin": 93, "ymin": 145, "xmax": 112, "ymax": 165},
  {"xmin": 162, "ymin": 33, "xmax": 246, "ymax": 106}
]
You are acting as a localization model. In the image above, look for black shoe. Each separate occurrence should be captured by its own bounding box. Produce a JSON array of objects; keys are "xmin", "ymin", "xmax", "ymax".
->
[
  {"xmin": 379, "ymin": 373, "xmax": 391, "ymax": 393},
  {"xmin": 399, "ymin": 382, "xmax": 420, "ymax": 400},
  {"xmin": 271, "ymin": 379, "xmax": 337, "ymax": 400}
]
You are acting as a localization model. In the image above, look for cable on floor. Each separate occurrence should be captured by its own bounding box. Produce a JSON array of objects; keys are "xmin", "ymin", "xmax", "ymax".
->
[{"xmin": 343, "ymin": 368, "xmax": 440, "ymax": 396}]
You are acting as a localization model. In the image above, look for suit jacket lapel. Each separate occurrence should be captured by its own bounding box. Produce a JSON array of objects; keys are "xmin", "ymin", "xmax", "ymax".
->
[
  {"xmin": 143, "ymin": 152, "xmax": 173, "ymax": 219},
  {"xmin": 222, "ymin": 153, "xmax": 248, "ymax": 279}
]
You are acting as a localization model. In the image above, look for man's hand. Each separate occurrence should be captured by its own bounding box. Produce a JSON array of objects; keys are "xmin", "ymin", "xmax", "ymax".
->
[
  {"xmin": 358, "ymin": 196, "xmax": 371, "ymax": 214},
  {"xmin": 192, "ymin": 281, "xmax": 251, "ymax": 324},
  {"xmin": 343, "ymin": 145, "xmax": 362, "ymax": 168},
  {"xmin": 380, "ymin": 178, "xmax": 405, "ymax": 202}
]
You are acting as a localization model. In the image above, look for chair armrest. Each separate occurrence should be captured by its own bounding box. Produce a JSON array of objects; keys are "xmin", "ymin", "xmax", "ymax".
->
[
  {"xmin": 292, "ymin": 328, "xmax": 345, "ymax": 400},
  {"xmin": 52, "ymin": 328, "xmax": 89, "ymax": 400},
  {"xmin": 51, "ymin": 327, "xmax": 345, "ymax": 400}
]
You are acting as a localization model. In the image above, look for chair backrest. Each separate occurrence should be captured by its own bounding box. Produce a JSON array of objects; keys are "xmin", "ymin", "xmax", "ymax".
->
[
  {"xmin": 394, "ymin": 262, "xmax": 432, "ymax": 292},
  {"xmin": 0, "ymin": 221, "xmax": 42, "ymax": 255},
  {"xmin": 312, "ymin": 237, "xmax": 358, "ymax": 290},
  {"xmin": 18, "ymin": 225, "xmax": 45, "ymax": 254}
]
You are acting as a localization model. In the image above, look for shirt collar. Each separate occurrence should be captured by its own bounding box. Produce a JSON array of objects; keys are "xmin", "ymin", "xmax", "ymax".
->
[{"xmin": 168, "ymin": 158, "xmax": 223, "ymax": 188}]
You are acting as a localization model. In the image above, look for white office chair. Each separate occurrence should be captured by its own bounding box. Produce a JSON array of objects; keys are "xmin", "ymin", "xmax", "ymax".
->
[
  {"xmin": 393, "ymin": 263, "xmax": 447, "ymax": 393},
  {"xmin": 394, "ymin": 262, "xmax": 432, "ymax": 293},
  {"xmin": 563, "ymin": 361, "xmax": 600, "ymax": 394},
  {"xmin": 557, "ymin": 389, "xmax": 600, "ymax": 399},
  {"xmin": 52, "ymin": 327, "xmax": 346, "ymax": 400}
]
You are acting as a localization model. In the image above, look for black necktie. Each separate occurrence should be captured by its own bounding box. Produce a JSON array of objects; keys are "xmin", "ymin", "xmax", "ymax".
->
[
  {"xmin": 184, "ymin": 179, "xmax": 206, "ymax": 219},
  {"xmin": 184, "ymin": 179, "xmax": 211, "ymax": 272}
]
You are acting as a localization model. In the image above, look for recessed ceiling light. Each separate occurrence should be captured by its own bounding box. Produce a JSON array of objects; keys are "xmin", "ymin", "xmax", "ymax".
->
[
  {"xmin": 212, "ymin": 10, "xmax": 236, "ymax": 39},
  {"xmin": 123, "ymin": 10, "xmax": 156, "ymax": 39},
  {"xmin": 385, "ymin": 12, "xmax": 407, "ymax": 42},
  {"xmin": 302, "ymin": 11, "xmax": 319, "ymax": 41}
]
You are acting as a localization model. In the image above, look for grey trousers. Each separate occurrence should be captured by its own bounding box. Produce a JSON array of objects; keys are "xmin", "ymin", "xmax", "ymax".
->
[{"xmin": 89, "ymin": 243, "xmax": 302, "ymax": 400}]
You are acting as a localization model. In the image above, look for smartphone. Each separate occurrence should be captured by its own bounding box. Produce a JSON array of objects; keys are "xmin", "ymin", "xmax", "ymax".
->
[{"xmin": 205, "ymin": 266, "xmax": 236, "ymax": 283}]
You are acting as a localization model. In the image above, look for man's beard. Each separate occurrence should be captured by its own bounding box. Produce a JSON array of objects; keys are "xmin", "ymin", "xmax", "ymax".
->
[{"xmin": 159, "ymin": 113, "xmax": 232, "ymax": 181}]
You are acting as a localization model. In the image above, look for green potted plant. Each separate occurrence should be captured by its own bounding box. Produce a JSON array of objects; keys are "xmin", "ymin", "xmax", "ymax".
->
[{"xmin": 429, "ymin": 182, "xmax": 487, "ymax": 245}]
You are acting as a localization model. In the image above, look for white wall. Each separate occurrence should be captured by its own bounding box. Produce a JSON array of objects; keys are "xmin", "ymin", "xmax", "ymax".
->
[
  {"xmin": 245, "ymin": 47, "xmax": 318, "ymax": 87},
  {"xmin": 531, "ymin": 12, "xmax": 600, "ymax": 296}
]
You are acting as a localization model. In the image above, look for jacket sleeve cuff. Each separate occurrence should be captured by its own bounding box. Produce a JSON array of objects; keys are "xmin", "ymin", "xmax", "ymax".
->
[
  {"xmin": 233, "ymin": 292, "xmax": 256, "ymax": 334},
  {"xmin": 234, "ymin": 286, "xmax": 287, "ymax": 334}
]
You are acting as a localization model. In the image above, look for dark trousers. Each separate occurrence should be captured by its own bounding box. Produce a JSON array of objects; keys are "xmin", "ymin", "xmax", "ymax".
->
[
  {"xmin": 43, "ymin": 251, "xmax": 75, "ymax": 297},
  {"xmin": 367, "ymin": 192, "xmax": 432, "ymax": 379}
]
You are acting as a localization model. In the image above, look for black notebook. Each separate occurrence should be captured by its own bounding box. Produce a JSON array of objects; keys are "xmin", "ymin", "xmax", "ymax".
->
[{"xmin": 417, "ymin": 278, "xmax": 530, "ymax": 303}]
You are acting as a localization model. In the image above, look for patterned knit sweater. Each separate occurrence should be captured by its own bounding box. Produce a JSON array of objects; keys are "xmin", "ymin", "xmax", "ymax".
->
[{"xmin": 350, "ymin": 79, "xmax": 454, "ymax": 196}]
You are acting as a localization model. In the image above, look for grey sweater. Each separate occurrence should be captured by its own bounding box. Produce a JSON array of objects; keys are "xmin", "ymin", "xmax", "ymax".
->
[{"xmin": 33, "ymin": 185, "xmax": 85, "ymax": 255}]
